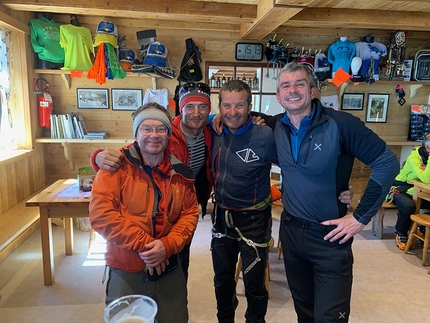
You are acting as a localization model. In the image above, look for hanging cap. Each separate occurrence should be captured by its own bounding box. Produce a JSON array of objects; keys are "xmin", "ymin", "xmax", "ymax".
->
[{"xmin": 94, "ymin": 21, "xmax": 118, "ymax": 47}]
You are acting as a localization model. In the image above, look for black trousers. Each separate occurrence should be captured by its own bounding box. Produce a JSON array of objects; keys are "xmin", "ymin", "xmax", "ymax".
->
[
  {"xmin": 179, "ymin": 241, "xmax": 191, "ymax": 283},
  {"xmin": 279, "ymin": 213, "xmax": 353, "ymax": 323},
  {"xmin": 211, "ymin": 206, "xmax": 272, "ymax": 323}
]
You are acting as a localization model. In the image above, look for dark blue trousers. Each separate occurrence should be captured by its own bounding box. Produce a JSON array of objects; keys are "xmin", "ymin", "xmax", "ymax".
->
[{"xmin": 279, "ymin": 214, "xmax": 353, "ymax": 323}]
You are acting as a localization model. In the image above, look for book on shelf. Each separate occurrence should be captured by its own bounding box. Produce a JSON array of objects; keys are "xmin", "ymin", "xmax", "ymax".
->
[
  {"xmin": 83, "ymin": 130, "xmax": 109, "ymax": 139},
  {"xmin": 50, "ymin": 113, "xmax": 89, "ymax": 139}
]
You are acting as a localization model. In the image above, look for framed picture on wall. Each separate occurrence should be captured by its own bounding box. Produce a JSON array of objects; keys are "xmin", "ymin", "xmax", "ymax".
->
[
  {"xmin": 341, "ymin": 93, "xmax": 364, "ymax": 110},
  {"xmin": 365, "ymin": 93, "xmax": 390, "ymax": 123},
  {"xmin": 77, "ymin": 88, "xmax": 109, "ymax": 109},
  {"xmin": 112, "ymin": 89, "xmax": 143, "ymax": 111}
]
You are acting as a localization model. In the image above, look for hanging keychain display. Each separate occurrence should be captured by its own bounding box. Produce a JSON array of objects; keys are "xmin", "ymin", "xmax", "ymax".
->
[{"xmin": 396, "ymin": 84, "xmax": 406, "ymax": 106}]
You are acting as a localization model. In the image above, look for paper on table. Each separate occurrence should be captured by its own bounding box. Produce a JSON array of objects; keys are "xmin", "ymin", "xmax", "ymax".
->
[{"xmin": 52, "ymin": 183, "xmax": 91, "ymax": 199}]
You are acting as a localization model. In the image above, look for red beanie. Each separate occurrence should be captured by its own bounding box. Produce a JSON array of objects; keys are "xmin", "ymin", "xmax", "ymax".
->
[{"xmin": 179, "ymin": 87, "xmax": 211, "ymax": 113}]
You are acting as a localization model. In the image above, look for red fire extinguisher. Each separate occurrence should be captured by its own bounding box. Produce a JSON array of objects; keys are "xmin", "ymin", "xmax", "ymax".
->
[{"xmin": 35, "ymin": 78, "xmax": 53, "ymax": 128}]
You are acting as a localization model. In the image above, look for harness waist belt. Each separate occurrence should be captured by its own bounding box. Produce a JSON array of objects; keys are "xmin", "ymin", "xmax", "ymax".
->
[
  {"xmin": 233, "ymin": 195, "xmax": 272, "ymax": 211},
  {"xmin": 282, "ymin": 210, "xmax": 336, "ymax": 232}
]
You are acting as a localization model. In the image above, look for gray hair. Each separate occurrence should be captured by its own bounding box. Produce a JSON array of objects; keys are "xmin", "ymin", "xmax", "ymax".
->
[{"xmin": 276, "ymin": 62, "xmax": 318, "ymax": 92}]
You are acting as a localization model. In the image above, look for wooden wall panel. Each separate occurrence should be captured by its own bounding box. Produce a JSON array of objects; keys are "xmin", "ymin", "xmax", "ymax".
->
[
  {"xmin": 31, "ymin": 14, "xmax": 430, "ymax": 208},
  {"xmin": 0, "ymin": 150, "xmax": 46, "ymax": 214},
  {"xmin": 0, "ymin": 10, "xmax": 47, "ymax": 215}
]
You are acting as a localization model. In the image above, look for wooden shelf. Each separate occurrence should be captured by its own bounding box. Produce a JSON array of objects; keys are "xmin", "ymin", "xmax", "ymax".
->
[
  {"xmin": 33, "ymin": 69, "xmax": 158, "ymax": 89},
  {"xmin": 328, "ymin": 79, "xmax": 429, "ymax": 98},
  {"xmin": 35, "ymin": 137, "xmax": 134, "ymax": 170}
]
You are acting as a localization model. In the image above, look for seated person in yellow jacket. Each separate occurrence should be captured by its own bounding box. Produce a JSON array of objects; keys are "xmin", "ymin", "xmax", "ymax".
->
[
  {"xmin": 391, "ymin": 134, "xmax": 430, "ymax": 250},
  {"xmin": 89, "ymin": 102, "xmax": 199, "ymax": 323}
]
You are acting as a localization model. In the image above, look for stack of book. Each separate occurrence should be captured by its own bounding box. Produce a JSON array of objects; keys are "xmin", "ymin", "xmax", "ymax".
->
[
  {"xmin": 50, "ymin": 113, "xmax": 88, "ymax": 139},
  {"xmin": 83, "ymin": 131, "xmax": 109, "ymax": 139}
]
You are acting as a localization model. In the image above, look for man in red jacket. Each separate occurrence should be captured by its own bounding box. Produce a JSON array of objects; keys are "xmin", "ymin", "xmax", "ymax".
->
[
  {"xmin": 91, "ymin": 82, "xmax": 214, "ymax": 282},
  {"xmin": 89, "ymin": 102, "xmax": 199, "ymax": 323}
]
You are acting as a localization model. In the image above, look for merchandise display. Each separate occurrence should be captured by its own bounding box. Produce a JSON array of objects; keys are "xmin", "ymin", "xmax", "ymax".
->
[
  {"xmin": 354, "ymin": 37, "xmax": 387, "ymax": 81},
  {"xmin": 60, "ymin": 23, "xmax": 93, "ymax": 70},
  {"xmin": 88, "ymin": 20, "xmax": 125, "ymax": 83},
  {"xmin": 177, "ymin": 38, "xmax": 203, "ymax": 82},
  {"xmin": 29, "ymin": 13, "xmax": 64, "ymax": 69},
  {"xmin": 328, "ymin": 36, "xmax": 356, "ymax": 77},
  {"xmin": 408, "ymin": 104, "xmax": 430, "ymax": 141}
]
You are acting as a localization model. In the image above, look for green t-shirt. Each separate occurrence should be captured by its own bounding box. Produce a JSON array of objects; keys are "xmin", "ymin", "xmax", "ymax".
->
[{"xmin": 29, "ymin": 17, "xmax": 65, "ymax": 63}]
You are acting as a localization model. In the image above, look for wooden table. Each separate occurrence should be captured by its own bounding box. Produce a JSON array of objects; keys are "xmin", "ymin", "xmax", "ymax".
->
[
  {"xmin": 26, "ymin": 179, "xmax": 90, "ymax": 285},
  {"xmin": 408, "ymin": 179, "xmax": 430, "ymax": 212}
]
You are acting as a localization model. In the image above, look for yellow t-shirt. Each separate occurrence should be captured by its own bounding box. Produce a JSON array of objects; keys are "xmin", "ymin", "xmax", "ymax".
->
[{"xmin": 60, "ymin": 24, "xmax": 94, "ymax": 71}]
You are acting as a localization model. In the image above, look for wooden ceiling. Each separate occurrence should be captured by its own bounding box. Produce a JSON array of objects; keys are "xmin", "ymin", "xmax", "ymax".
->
[{"xmin": 1, "ymin": 0, "xmax": 430, "ymax": 40}]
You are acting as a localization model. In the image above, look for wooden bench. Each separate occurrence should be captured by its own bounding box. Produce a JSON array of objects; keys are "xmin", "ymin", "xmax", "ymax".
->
[
  {"xmin": 371, "ymin": 202, "xmax": 398, "ymax": 239},
  {"xmin": 0, "ymin": 188, "xmax": 50, "ymax": 263}
]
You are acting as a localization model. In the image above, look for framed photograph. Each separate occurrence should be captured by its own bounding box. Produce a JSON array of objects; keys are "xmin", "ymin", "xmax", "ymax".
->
[
  {"xmin": 77, "ymin": 88, "xmax": 109, "ymax": 109},
  {"xmin": 366, "ymin": 93, "xmax": 390, "ymax": 123},
  {"xmin": 112, "ymin": 89, "xmax": 143, "ymax": 111},
  {"xmin": 341, "ymin": 93, "xmax": 364, "ymax": 110}
]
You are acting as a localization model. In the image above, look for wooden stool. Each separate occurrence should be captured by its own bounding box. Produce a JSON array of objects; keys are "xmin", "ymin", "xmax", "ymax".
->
[
  {"xmin": 404, "ymin": 213, "xmax": 430, "ymax": 266},
  {"xmin": 235, "ymin": 237, "xmax": 274, "ymax": 297},
  {"xmin": 371, "ymin": 202, "xmax": 398, "ymax": 239}
]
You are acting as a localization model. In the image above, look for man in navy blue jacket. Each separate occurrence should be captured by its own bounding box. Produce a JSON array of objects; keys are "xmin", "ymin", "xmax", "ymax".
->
[{"xmin": 268, "ymin": 62, "xmax": 399, "ymax": 322}]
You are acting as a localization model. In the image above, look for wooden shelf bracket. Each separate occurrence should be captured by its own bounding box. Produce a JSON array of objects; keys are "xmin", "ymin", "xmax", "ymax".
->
[
  {"xmin": 61, "ymin": 142, "xmax": 74, "ymax": 170},
  {"xmin": 60, "ymin": 73, "xmax": 71, "ymax": 89},
  {"xmin": 409, "ymin": 84, "xmax": 423, "ymax": 98}
]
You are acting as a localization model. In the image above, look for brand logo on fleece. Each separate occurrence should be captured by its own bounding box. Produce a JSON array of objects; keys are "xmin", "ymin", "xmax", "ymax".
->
[
  {"xmin": 314, "ymin": 143, "xmax": 322, "ymax": 151},
  {"xmin": 236, "ymin": 148, "xmax": 260, "ymax": 163}
]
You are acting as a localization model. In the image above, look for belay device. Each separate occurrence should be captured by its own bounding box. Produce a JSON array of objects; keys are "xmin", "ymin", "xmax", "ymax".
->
[{"xmin": 35, "ymin": 78, "xmax": 53, "ymax": 128}]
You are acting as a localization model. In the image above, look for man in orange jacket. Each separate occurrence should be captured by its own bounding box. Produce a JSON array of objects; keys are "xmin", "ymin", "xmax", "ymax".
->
[
  {"xmin": 90, "ymin": 82, "xmax": 214, "ymax": 282},
  {"xmin": 89, "ymin": 102, "xmax": 199, "ymax": 323}
]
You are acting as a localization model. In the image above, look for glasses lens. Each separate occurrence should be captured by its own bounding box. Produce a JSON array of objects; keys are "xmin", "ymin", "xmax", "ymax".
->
[{"xmin": 181, "ymin": 82, "xmax": 211, "ymax": 96}]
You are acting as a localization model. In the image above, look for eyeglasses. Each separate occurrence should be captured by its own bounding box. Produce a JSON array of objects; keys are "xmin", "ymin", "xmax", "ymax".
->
[
  {"xmin": 180, "ymin": 82, "xmax": 211, "ymax": 96},
  {"xmin": 138, "ymin": 126, "xmax": 168, "ymax": 135}
]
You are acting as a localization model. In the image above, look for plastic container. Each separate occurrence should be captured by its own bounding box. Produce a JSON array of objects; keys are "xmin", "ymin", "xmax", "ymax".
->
[{"xmin": 104, "ymin": 294, "xmax": 158, "ymax": 323}]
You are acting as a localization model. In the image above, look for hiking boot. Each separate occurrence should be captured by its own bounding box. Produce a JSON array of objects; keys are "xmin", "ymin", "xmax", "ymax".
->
[
  {"xmin": 154, "ymin": 66, "xmax": 176, "ymax": 79},
  {"xmin": 131, "ymin": 64, "xmax": 154, "ymax": 73},
  {"xmin": 395, "ymin": 232, "xmax": 408, "ymax": 251}
]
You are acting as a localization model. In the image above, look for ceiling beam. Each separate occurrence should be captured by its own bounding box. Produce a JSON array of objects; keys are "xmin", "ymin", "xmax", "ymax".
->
[
  {"xmin": 239, "ymin": 0, "xmax": 311, "ymax": 40},
  {"xmin": 287, "ymin": 8, "xmax": 430, "ymax": 31},
  {"xmin": 1, "ymin": 0, "xmax": 257, "ymax": 24},
  {"xmin": 0, "ymin": 4, "xmax": 29, "ymax": 34}
]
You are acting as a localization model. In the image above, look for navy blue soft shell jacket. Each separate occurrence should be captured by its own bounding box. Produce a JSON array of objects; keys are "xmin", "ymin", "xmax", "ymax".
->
[{"xmin": 266, "ymin": 99, "xmax": 399, "ymax": 225}]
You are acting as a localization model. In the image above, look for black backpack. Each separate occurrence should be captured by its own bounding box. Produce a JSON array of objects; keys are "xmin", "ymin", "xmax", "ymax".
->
[{"xmin": 177, "ymin": 38, "xmax": 203, "ymax": 82}]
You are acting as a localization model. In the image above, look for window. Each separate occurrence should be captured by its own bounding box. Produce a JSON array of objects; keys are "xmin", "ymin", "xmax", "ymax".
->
[
  {"xmin": 0, "ymin": 26, "xmax": 12, "ymax": 151},
  {"xmin": 205, "ymin": 62, "xmax": 282, "ymax": 115},
  {"xmin": 0, "ymin": 21, "xmax": 33, "ymax": 157}
]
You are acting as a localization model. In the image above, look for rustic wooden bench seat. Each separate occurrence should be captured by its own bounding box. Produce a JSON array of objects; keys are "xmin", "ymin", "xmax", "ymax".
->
[{"xmin": 0, "ymin": 188, "xmax": 48, "ymax": 263}]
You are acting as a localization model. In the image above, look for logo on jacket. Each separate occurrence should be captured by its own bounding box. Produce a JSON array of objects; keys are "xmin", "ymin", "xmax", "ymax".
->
[
  {"xmin": 236, "ymin": 149, "xmax": 260, "ymax": 163},
  {"xmin": 314, "ymin": 143, "xmax": 322, "ymax": 151}
]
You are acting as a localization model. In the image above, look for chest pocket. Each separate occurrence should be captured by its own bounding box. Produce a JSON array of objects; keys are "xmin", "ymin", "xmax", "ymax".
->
[{"xmin": 300, "ymin": 132, "xmax": 340, "ymax": 175}]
